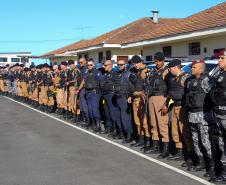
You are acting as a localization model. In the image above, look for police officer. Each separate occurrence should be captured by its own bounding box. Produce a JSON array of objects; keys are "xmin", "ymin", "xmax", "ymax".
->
[
  {"xmin": 100, "ymin": 60, "xmax": 118, "ymax": 135},
  {"xmin": 129, "ymin": 56, "xmax": 151, "ymax": 149},
  {"xmin": 77, "ymin": 58, "xmax": 89, "ymax": 125},
  {"xmin": 209, "ymin": 50, "xmax": 226, "ymax": 183},
  {"xmin": 81, "ymin": 59, "xmax": 103, "ymax": 131},
  {"xmin": 67, "ymin": 60, "xmax": 80, "ymax": 121},
  {"xmin": 184, "ymin": 60, "xmax": 215, "ymax": 177},
  {"xmin": 113, "ymin": 59, "xmax": 134, "ymax": 143},
  {"xmin": 43, "ymin": 64, "xmax": 55, "ymax": 113},
  {"xmin": 146, "ymin": 52, "xmax": 169, "ymax": 158},
  {"xmin": 165, "ymin": 59, "xmax": 194, "ymax": 162},
  {"xmin": 57, "ymin": 62, "xmax": 68, "ymax": 117}
]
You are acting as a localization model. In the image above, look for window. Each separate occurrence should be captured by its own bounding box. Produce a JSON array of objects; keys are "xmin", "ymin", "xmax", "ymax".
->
[
  {"xmin": 98, "ymin": 52, "xmax": 104, "ymax": 63},
  {"xmin": 146, "ymin": 55, "xmax": 152, "ymax": 61},
  {"xmin": 11, "ymin": 58, "xmax": 20, "ymax": 63},
  {"xmin": 0, "ymin": 57, "xmax": 7, "ymax": 62},
  {"xmin": 189, "ymin": 42, "xmax": 200, "ymax": 55},
  {"xmin": 21, "ymin": 58, "xmax": 28, "ymax": 63},
  {"xmin": 106, "ymin": 50, "xmax": 111, "ymax": 60},
  {"xmin": 162, "ymin": 46, "xmax": 172, "ymax": 57}
]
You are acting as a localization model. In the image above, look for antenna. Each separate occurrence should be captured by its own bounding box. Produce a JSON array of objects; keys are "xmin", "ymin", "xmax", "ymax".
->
[{"xmin": 73, "ymin": 26, "xmax": 93, "ymax": 40}]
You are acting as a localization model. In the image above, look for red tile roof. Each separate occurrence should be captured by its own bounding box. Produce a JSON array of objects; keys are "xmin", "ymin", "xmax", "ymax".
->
[{"xmin": 42, "ymin": 2, "xmax": 226, "ymax": 57}]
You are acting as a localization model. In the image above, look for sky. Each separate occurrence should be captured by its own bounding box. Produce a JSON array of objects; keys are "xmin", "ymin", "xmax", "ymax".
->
[{"xmin": 0, "ymin": 0, "xmax": 225, "ymax": 60}]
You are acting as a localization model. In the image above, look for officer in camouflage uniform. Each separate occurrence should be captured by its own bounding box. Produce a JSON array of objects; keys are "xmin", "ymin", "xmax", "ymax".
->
[
  {"xmin": 0, "ymin": 66, "xmax": 5, "ymax": 95},
  {"xmin": 165, "ymin": 59, "xmax": 194, "ymax": 164},
  {"xmin": 184, "ymin": 60, "xmax": 215, "ymax": 178},
  {"xmin": 57, "ymin": 62, "xmax": 68, "ymax": 117},
  {"xmin": 43, "ymin": 64, "xmax": 55, "ymax": 113},
  {"xmin": 66, "ymin": 60, "xmax": 80, "ymax": 121},
  {"xmin": 209, "ymin": 50, "xmax": 226, "ymax": 183},
  {"xmin": 129, "ymin": 56, "xmax": 151, "ymax": 150},
  {"xmin": 145, "ymin": 52, "xmax": 169, "ymax": 158}
]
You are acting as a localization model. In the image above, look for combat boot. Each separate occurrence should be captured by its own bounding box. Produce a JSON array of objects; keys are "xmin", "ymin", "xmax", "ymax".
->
[
  {"xmin": 144, "ymin": 140, "xmax": 159, "ymax": 154},
  {"xmin": 204, "ymin": 157, "xmax": 216, "ymax": 178},
  {"xmin": 158, "ymin": 142, "xmax": 169, "ymax": 159},
  {"xmin": 112, "ymin": 130, "xmax": 124, "ymax": 140},
  {"xmin": 131, "ymin": 135, "xmax": 145, "ymax": 147},
  {"xmin": 93, "ymin": 119, "xmax": 102, "ymax": 133},
  {"xmin": 167, "ymin": 148, "xmax": 183, "ymax": 161},
  {"xmin": 187, "ymin": 156, "xmax": 205, "ymax": 172},
  {"xmin": 209, "ymin": 164, "xmax": 226, "ymax": 183},
  {"xmin": 122, "ymin": 133, "xmax": 133, "ymax": 144},
  {"xmin": 142, "ymin": 137, "xmax": 151, "ymax": 152}
]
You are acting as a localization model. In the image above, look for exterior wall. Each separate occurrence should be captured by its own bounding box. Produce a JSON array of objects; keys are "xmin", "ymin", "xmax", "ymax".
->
[
  {"xmin": 77, "ymin": 48, "xmax": 141, "ymax": 63},
  {"xmin": 143, "ymin": 34, "xmax": 226, "ymax": 60},
  {"xmin": 0, "ymin": 53, "xmax": 32, "ymax": 67},
  {"xmin": 49, "ymin": 56, "xmax": 78, "ymax": 65}
]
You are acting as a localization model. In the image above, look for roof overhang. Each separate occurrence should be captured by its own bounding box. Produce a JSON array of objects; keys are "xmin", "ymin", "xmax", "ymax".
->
[
  {"xmin": 122, "ymin": 25, "xmax": 226, "ymax": 48},
  {"xmin": 74, "ymin": 43, "xmax": 121, "ymax": 53}
]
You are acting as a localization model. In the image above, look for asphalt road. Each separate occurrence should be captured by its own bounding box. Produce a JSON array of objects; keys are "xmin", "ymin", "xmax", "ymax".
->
[{"xmin": 0, "ymin": 96, "xmax": 213, "ymax": 185}]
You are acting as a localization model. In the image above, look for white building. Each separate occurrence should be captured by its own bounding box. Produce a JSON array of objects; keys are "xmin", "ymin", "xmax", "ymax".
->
[
  {"xmin": 0, "ymin": 52, "xmax": 32, "ymax": 67},
  {"xmin": 41, "ymin": 2, "xmax": 226, "ymax": 65}
]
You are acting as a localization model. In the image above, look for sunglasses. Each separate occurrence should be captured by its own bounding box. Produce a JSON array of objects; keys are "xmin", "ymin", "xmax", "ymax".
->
[
  {"xmin": 87, "ymin": 64, "xmax": 93, "ymax": 66},
  {"xmin": 118, "ymin": 64, "xmax": 125, "ymax": 66},
  {"xmin": 219, "ymin": 57, "xmax": 226, "ymax": 60},
  {"xmin": 103, "ymin": 64, "xmax": 111, "ymax": 67}
]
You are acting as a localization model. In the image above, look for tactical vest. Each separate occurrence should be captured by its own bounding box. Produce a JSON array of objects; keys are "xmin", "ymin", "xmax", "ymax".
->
[
  {"xmin": 114, "ymin": 70, "xmax": 134, "ymax": 95},
  {"xmin": 84, "ymin": 70, "xmax": 99, "ymax": 90},
  {"xmin": 147, "ymin": 67, "xmax": 167, "ymax": 96},
  {"xmin": 166, "ymin": 72, "xmax": 187, "ymax": 102},
  {"xmin": 131, "ymin": 68, "xmax": 146, "ymax": 92},
  {"xmin": 210, "ymin": 70, "xmax": 226, "ymax": 106},
  {"xmin": 101, "ymin": 70, "xmax": 115, "ymax": 94},
  {"xmin": 185, "ymin": 74, "xmax": 208, "ymax": 112},
  {"xmin": 43, "ymin": 73, "xmax": 53, "ymax": 86},
  {"xmin": 59, "ymin": 71, "xmax": 66, "ymax": 88}
]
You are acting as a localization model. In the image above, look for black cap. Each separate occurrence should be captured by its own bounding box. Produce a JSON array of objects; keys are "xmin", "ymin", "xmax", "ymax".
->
[
  {"xmin": 131, "ymin": 55, "xmax": 142, "ymax": 64},
  {"xmin": 168, "ymin": 59, "xmax": 181, "ymax": 68},
  {"xmin": 68, "ymin": 60, "xmax": 74, "ymax": 65},
  {"xmin": 19, "ymin": 64, "xmax": 24, "ymax": 67},
  {"xmin": 154, "ymin": 52, "xmax": 164, "ymax": 61},
  {"xmin": 61, "ymin": 61, "xmax": 68, "ymax": 66},
  {"xmin": 24, "ymin": 67, "xmax": 30, "ymax": 72},
  {"xmin": 30, "ymin": 65, "xmax": 35, "ymax": 69},
  {"xmin": 42, "ymin": 63, "xmax": 49, "ymax": 68}
]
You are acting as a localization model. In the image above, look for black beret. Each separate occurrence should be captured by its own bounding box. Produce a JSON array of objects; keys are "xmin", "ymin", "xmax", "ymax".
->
[
  {"xmin": 19, "ymin": 64, "xmax": 24, "ymax": 67},
  {"xmin": 68, "ymin": 60, "xmax": 75, "ymax": 65},
  {"xmin": 61, "ymin": 61, "xmax": 68, "ymax": 66},
  {"xmin": 131, "ymin": 55, "xmax": 142, "ymax": 64},
  {"xmin": 154, "ymin": 52, "xmax": 164, "ymax": 61},
  {"xmin": 24, "ymin": 67, "xmax": 30, "ymax": 72},
  {"xmin": 42, "ymin": 63, "xmax": 49, "ymax": 68},
  {"xmin": 168, "ymin": 59, "xmax": 181, "ymax": 68}
]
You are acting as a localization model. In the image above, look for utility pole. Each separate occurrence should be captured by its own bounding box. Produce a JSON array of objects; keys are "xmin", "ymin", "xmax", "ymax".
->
[{"xmin": 73, "ymin": 26, "xmax": 93, "ymax": 40}]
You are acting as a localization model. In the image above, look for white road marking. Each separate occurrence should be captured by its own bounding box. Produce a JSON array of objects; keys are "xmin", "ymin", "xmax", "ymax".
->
[{"xmin": 3, "ymin": 96, "xmax": 214, "ymax": 185}]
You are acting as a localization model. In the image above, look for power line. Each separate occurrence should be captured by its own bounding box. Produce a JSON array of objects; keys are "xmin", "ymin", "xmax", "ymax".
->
[{"xmin": 0, "ymin": 37, "xmax": 85, "ymax": 43}]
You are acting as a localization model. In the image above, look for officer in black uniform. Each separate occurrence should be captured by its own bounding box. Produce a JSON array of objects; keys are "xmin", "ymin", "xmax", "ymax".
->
[
  {"xmin": 82, "ymin": 59, "xmax": 103, "ymax": 132},
  {"xmin": 209, "ymin": 50, "xmax": 226, "ymax": 183},
  {"xmin": 99, "ymin": 60, "xmax": 118, "ymax": 136},
  {"xmin": 113, "ymin": 59, "xmax": 134, "ymax": 143}
]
